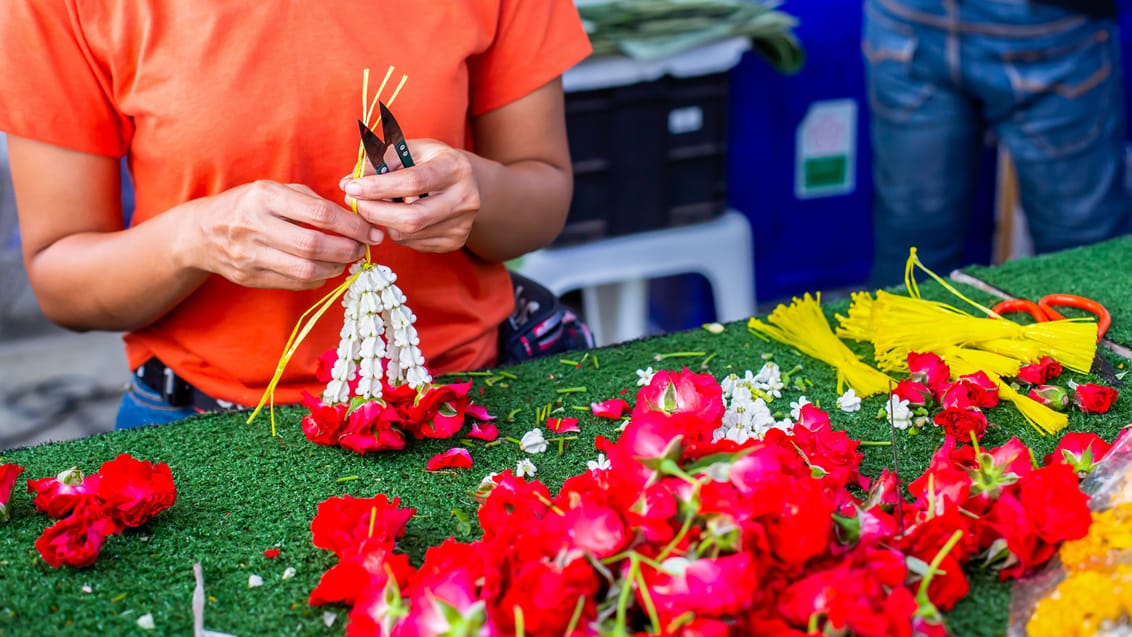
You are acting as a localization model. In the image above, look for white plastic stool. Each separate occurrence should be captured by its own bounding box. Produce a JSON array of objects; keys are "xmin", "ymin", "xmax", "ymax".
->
[{"xmin": 514, "ymin": 210, "xmax": 756, "ymax": 346}]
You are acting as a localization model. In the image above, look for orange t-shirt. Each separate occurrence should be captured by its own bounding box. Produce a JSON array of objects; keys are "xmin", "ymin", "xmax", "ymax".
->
[{"xmin": 0, "ymin": 1, "xmax": 591, "ymax": 405}]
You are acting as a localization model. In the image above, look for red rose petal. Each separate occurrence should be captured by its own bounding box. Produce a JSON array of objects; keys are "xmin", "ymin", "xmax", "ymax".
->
[
  {"xmin": 264, "ymin": 548, "xmax": 281, "ymax": 559},
  {"xmin": 547, "ymin": 417, "xmax": 580, "ymax": 434},
  {"xmin": 426, "ymin": 448, "xmax": 474, "ymax": 471},
  {"xmin": 590, "ymin": 399, "xmax": 630, "ymax": 420}
]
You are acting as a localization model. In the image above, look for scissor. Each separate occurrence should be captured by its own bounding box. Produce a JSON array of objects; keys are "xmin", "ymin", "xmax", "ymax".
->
[
  {"xmin": 991, "ymin": 294, "xmax": 1112, "ymax": 342},
  {"xmin": 991, "ymin": 293, "xmax": 1122, "ymax": 385},
  {"xmin": 356, "ymin": 101, "xmax": 427, "ymax": 203}
]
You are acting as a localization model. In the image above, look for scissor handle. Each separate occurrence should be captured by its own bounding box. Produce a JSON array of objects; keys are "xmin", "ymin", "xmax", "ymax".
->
[
  {"xmin": 1039, "ymin": 293, "xmax": 1111, "ymax": 341},
  {"xmin": 991, "ymin": 298, "xmax": 1059, "ymax": 323}
]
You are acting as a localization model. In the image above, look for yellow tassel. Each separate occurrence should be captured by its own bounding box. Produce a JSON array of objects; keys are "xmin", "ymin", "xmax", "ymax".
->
[
  {"xmin": 748, "ymin": 293, "xmax": 895, "ymax": 397},
  {"xmin": 833, "ymin": 291, "xmax": 877, "ymax": 343},
  {"xmin": 940, "ymin": 346, "xmax": 1022, "ymax": 380}
]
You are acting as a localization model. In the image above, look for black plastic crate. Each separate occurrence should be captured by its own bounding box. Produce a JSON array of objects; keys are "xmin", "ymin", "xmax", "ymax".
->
[{"xmin": 557, "ymin": 72, "xmax": 730, "ymax": 246}]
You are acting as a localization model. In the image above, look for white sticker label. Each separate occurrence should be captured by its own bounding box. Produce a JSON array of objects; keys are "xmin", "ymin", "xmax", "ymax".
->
[
  {"xmin": 795, "ymin": 99, "xmax": 858, "ymax": 199},
  {"xmin": 668, "ymin": 106, "xmax": 704, "ymax": 135}
]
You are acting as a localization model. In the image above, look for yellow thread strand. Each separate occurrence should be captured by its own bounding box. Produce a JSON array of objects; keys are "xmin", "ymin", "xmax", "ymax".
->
[
  {"xmin": 246, "ymin": 270, "xmax": 362, "ymax": 425},
  {"xmin": 905, "ymin": 248, "xmax": 1000, "ymax": 317},
  {"xmin": 748, "ymin": 293, "xmax": 894, "ymax": 397}
]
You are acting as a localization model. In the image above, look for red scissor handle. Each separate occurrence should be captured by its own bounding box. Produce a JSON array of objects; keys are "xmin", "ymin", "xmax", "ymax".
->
[
  {"xmin": 991, "ymin": 298, "xmax": 1062, "ymax": 323},
  {"xmin": 1039, "ymin": 293, "xmax": 1111, "ymax": 341}
]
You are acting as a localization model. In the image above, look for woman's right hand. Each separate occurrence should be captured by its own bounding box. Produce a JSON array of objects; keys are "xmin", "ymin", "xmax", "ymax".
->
[{"xmin": 181, "ymin": 180, "xmax": 384, "ymax": 290}]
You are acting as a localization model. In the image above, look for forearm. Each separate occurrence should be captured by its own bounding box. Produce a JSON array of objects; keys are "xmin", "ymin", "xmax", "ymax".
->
[
  {"xmin": 463, "ymin": 153, "xmax": 573, "ymax": 263},
  {"xmin": 25, "ymin": 204, "xmax": 208, "ymax": 332}
]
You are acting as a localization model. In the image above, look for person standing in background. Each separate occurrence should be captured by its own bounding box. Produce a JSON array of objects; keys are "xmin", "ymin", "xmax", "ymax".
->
[{"xmin": 864, "ymin": 0, "xmax": 1131, "ymax": 286}]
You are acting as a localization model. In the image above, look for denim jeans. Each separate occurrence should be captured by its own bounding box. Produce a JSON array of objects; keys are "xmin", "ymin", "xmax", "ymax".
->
[
  {"xmin": 115, "ymin": 377, "xmax": 199, "ymax": 430},
  {"xmin": 864, "ymin": 0, "xmax": 1132, "ymax": 286}
]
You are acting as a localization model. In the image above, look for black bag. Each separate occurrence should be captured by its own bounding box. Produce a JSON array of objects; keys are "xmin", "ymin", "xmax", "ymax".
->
[{"xmin": 498, "ymin": 271, "xmax": 595, "ymax": 366}]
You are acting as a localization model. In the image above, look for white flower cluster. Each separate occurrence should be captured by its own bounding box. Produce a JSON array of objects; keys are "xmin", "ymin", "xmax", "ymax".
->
[
  {"xmin": 713, "ymin": 363, "xmax": 795, "ymax": 444},
  {"xmin": 323, "ymin": 261, "xmax": 432, "ymax": 405}
]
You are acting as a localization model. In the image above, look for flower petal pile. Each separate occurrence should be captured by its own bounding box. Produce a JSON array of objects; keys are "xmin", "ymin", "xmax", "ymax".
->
[
  {"xmin": 28, "ymin": 454, "xmax": 176, "ymax": 568},
  {"xmin": 307, "ymin": 369, "xmax": 1097, "ymax": 636}
]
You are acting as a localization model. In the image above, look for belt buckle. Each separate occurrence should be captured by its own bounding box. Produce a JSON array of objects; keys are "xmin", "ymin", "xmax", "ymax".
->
[{"xmin": 160, "ymin": 365, "xmax": 192, "ymax": 406}]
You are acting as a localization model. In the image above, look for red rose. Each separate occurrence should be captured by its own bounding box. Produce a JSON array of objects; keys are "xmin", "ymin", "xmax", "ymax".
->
[
  {"xmin": 27, "ymin": 467, "xmax": 100, "ymax": 519},
  {"xmin": 633, "ymin": 368, "xmax": 724, "ymax": 427},
  {"xmin": 933, "ymin": 407, "xmax": 988, "ymax": 443},
  {"xmin": 1044, "ymin": 432, "xmax": 1112, "ymax": 475},
  {"xmin": 300, "ymin": 392, "xmax": 350, "ymax": 446},
  {"xmin": 311, "ymin": 494, "xmax": 415, "ymax": 556},
  {"xmin": 796, "ymin": 403, "xmax": 832, "ymax": 433},
  {"xmin": 35, "ymin": 510, "xmax": 118, "ymax": 568},
  {"xmin": 907, "ymin": 352, "xmax": 951, "ymax": 396},
  {"xmin": 892, "ymin": 380, "xmax": 933, "ymax": 407},
  {"xmin": 425, "ymin": 448, "xmax": 473, "ymax": 472},
  {"xmin": 1016, "ymin": 356, "xmax": 1063, "ymax": 385},
  {"xmin": 309, "ymin": 537, "xmax": 413, "ymax": 606},
  {"xmin": 0, "ymin": 463, "xmax": 25, "ymax": 522},
  {"xmin": 1073, "ymin": 383, "xmax": 1119, "ymax": 414},
  {"xmin": 940, "ymin": 373, "xmax": 998, "ymax": 410},
  {"xmin": 1017, "ymin": 463, "xmax": 1091, "ymax": 544},
  {"xmin": 95, "ymin": 454, "xmax": 176, "ymax": 528}
]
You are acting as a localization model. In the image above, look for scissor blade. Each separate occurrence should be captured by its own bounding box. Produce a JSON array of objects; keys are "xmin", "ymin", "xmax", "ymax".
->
[
  {"xmin": 357, "ymin": 120, "xmax": 388, "ymax": 174},
  {"xmin": 378, "ymin": 101, "xmax": 416, "ymax": 168}
]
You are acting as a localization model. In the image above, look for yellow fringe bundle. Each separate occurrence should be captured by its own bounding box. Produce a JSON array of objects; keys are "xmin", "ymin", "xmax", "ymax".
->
[
  {"xmin": 834, "ymin": 247, "xmax": 1093, "ymax": 435},
  {"xmin": 247, "ymin": 67, "xmax": 408, "ymax": 434},
  {"xmin": 748, "ymin": 293, "xmax": 895, "ymax": 397}
]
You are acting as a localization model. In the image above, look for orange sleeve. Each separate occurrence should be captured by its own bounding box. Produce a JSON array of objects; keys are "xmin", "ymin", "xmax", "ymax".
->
[
  {"xmin": 0, "ymin": 0, "xmax": 130, "ymax": 157},
  {"xmin": 468, "ymin": 0, "xmax": 593, "ymax": 117}
]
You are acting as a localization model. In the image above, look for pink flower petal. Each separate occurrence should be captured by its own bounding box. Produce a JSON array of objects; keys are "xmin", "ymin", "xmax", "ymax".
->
[
  {"xmin": 591, "ymin": 399, "xmax": 630, "ymax": 419},
  {"xmin": 466, "ymin": 422, "xmax": 499, "ymax": 442},
  {"xmin": 547, "ymin": 417, "xmax": 580, "ymax": 434},
  {"xmin": 426, "ymin": 448, "xmax": 474, "ymax": 472}
]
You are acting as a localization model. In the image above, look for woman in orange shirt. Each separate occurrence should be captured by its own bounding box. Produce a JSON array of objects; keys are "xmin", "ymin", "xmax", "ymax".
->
[{"xmin": 0, "ymin": 2, "xmax": 592, "ymax": 428}]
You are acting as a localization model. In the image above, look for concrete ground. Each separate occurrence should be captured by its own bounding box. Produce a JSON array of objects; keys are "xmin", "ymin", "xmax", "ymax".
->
[{"xmin": 0, "ymin": 286, "xmax": 127, "ymax": 452}]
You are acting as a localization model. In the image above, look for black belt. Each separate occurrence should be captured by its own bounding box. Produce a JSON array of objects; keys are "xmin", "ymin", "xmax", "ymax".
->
[{"xmin": 135, "ymin": 359, "xmax": 243, "ymax": 412}]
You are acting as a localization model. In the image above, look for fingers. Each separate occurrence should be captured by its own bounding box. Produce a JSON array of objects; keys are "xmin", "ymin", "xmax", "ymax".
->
[
  {"xmin": 255, "ymin": 181, "xmax": 382, "ymax": 245},
  {"xmin": 258, "ymin": 214, "xmax": 367, "ymax": 264},
  {"xmin": 228, "ymin": 250, "xmax": 348, "ymax": 291}
]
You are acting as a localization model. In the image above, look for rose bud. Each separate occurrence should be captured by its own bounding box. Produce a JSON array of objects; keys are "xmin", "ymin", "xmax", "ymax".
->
[
  {"xmin": 1027, "ymin": 385, "xmax": 1069, "ymax": 412},
  {"xmin": 1073, "ymin": 384, "xmax": 1119, "ymax": 414}
]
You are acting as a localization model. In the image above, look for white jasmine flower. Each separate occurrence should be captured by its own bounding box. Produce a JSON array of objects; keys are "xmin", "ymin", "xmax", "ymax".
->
[
  {"xmin": 248, "ymin": 574, "xmax": 264, "ymax": 588},
  {"xmin": 789, "ymin": 396, "xmax": 811, "ymax": 420},
  {"xmin": 137, "ymin": 614, "xmax": 155, "ymax": 630},
  {"xmin": 636, "ymin": 367, "xmax": 656, "ymax": 386},
  {"xmin": 886, "ymin": 396, "xmax": 914, "ymax": 430},
  {"xmin": 519, "ymin": 428, "xmax": 548, "ymax": 454},
  {"xmin": 323, "ymin": 612, "xmax": 338, "ymax": 628},
  {"xmin": 586, "ymin": 453, "xmax": 611, "ymax": 472},
  {"xmin": 516, "ymin": 458, "xmax": 538, "ymax": 478},
  {"xmin": 752, "ymin": 362, "xmax": 785, "ymax": 398},
  {"xmin": 836, "ymin": 388, "xmax": 862, "ymax": 413},
  {"xmin": 282, "ymin": 567, "xmax": 296, "ymax": 580}
]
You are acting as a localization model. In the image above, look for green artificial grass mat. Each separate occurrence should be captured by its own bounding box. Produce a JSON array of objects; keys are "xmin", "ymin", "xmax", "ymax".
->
[{"xmin": 2, "ymin": 240, "xmax": 1132, "ymax": 636}]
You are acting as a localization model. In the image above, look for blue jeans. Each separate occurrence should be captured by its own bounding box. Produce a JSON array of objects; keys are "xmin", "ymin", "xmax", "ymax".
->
[
  {"xmin": 115, "ymin": 377, "xmax": 199, "ymax": 430},
  {"xmin": 865, "ymin": 0, "xmax": 1131, "ymax": 286}
]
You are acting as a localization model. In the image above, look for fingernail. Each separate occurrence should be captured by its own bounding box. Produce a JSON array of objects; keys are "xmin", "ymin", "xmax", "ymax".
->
[
  {"xmin": 345, "ymin": 181, "xmax": 362, "ymax": 196},
  {"xmin": 369, "ymin": 228, "xmax": 384, "ymax": 244}
]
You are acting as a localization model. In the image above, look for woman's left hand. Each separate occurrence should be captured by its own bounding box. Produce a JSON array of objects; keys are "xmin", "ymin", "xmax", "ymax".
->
[{"xmin": 340, "ymin": 139, "xmax": 481, "ymax": 253}]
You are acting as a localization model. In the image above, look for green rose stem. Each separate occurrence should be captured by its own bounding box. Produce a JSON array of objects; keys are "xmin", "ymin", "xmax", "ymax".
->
[
  {"xmin": 557, "ymin": 387, "xmax": 588, "ymax": 394},
  {"xmin": 915, "ymin": 530, "xmax": 966, "ymax": 624},
  {"xmin": 513, "ymin": 606, "xmax": 526, "ymax": 637},
  {"xmin": 858, "ymin": 441, "xmax": 893, "ymax": 447},
  {"xmin": 653, "ymin": 351, "xmax": 706, "ymax": 361},
  {"xmin": 633, "ymin": 554, "xmax": 662, "ymax": 634},
  {"xmin": 563, "ymin": 596, "xmax": 586, "ymax": 636}
]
